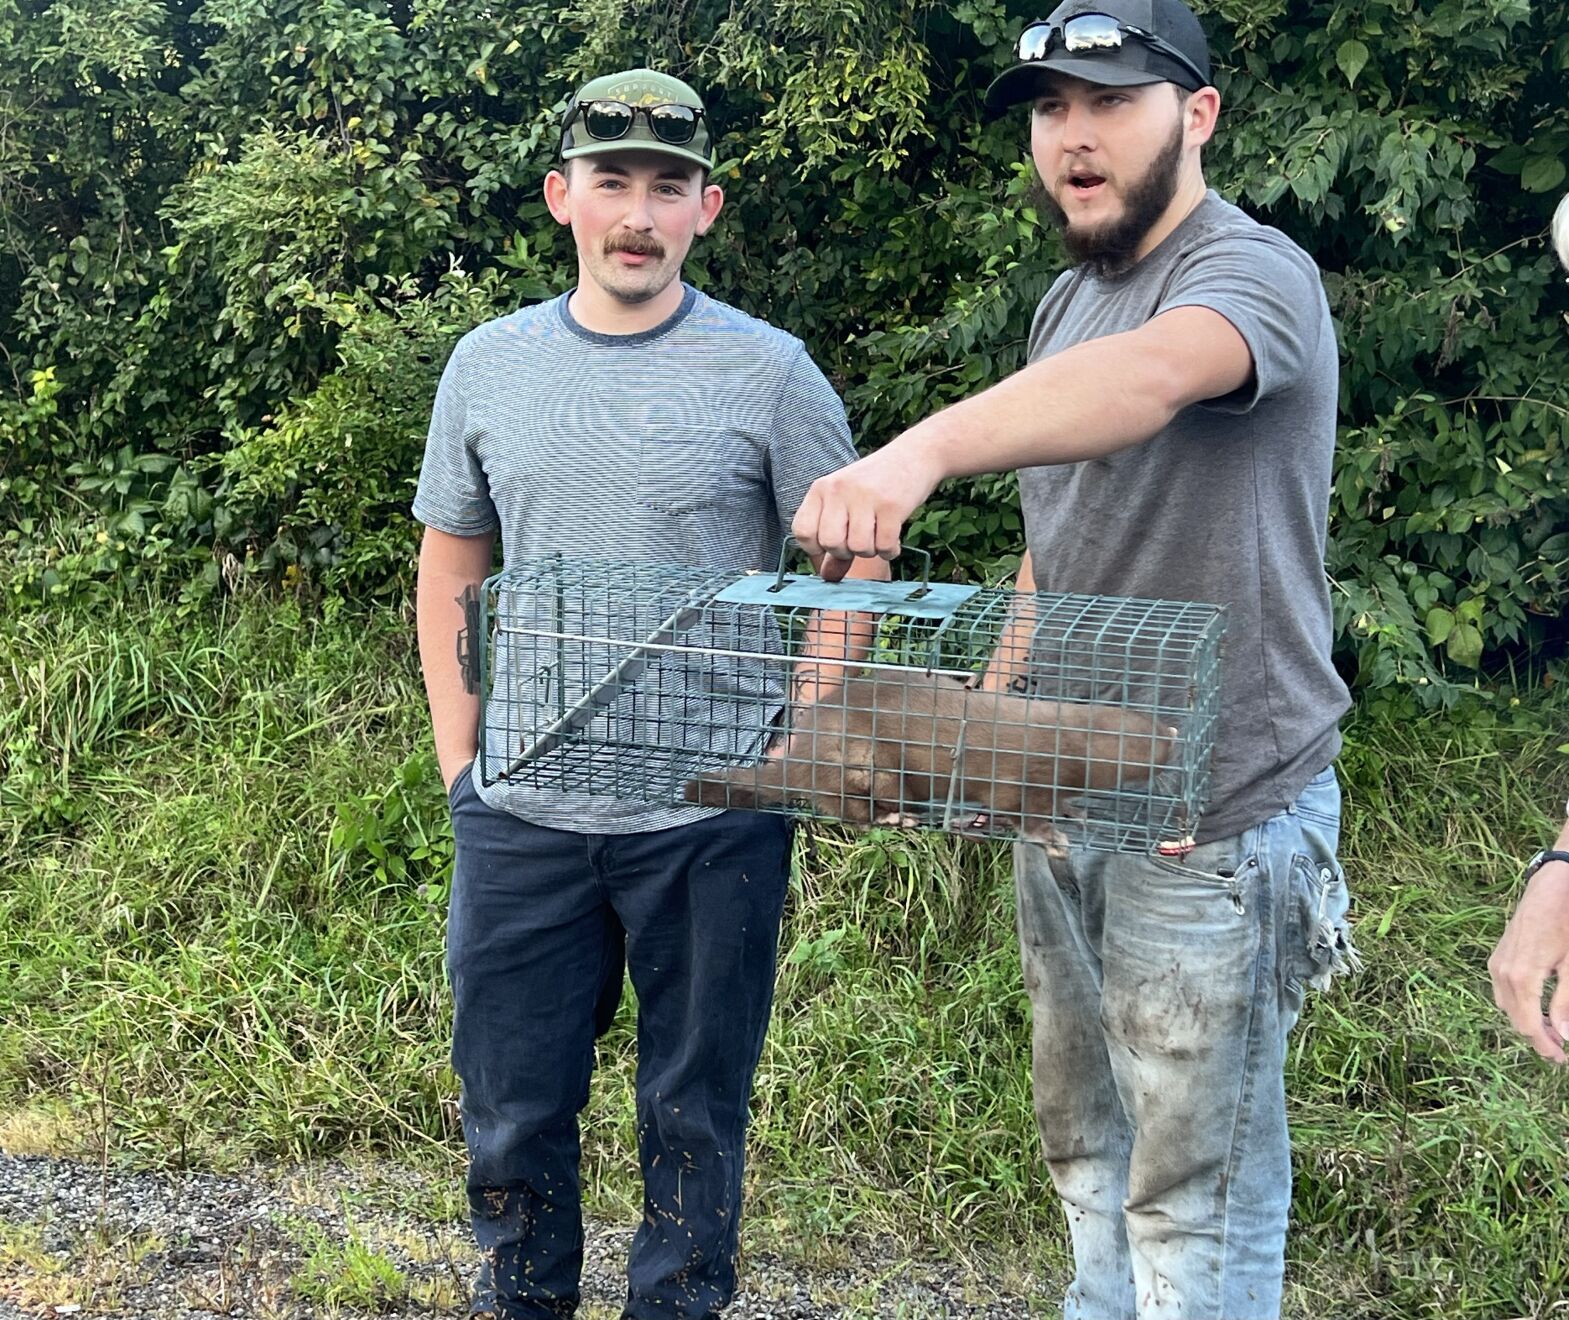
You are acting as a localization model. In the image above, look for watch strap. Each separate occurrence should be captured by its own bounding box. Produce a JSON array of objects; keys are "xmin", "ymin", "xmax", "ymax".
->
[{"xmin": 1524, "ymin": 850, "xmax": 1569, "ymax": 881}]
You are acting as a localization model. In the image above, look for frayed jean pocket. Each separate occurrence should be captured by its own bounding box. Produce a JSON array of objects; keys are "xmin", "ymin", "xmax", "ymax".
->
[
  {"xmin": 1285, "ymin": 854, "xmax": 1358, "ymax": 992},
  {"xmin": 1142, "ymin": 833, "xmax": 1259, "ymax": 920}
]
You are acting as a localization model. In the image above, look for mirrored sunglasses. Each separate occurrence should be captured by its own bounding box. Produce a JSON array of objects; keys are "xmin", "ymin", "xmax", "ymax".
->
[{"xmin": 1016, "ymin": 12, "xmax": 1207, "ymax": 90}]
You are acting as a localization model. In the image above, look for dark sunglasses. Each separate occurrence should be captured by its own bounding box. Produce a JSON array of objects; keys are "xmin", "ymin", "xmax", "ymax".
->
[
  {"xmin": 1016, "ymin": 13, "xmax": 1208, "ymax": 90},
  {"xmin": 561, "ymin": 99, "xmax": 706, "ymax": 149}
]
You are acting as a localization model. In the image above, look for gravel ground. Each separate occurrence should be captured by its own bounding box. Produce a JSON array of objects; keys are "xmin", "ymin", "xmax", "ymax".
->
[{"xmin": 0, "ymin": 1154, "xmax": 1042, "ymax": 1320}]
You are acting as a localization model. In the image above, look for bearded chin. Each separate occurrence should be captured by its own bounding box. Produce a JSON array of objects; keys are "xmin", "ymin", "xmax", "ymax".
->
[{"xmin": 1037, "ymin": 120, "xmax": 1185, "ymax": 279}]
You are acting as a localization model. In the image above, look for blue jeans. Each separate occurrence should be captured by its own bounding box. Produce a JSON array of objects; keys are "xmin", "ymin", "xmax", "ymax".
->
[
  {"xmin": 447, "ymin": 768, "xmax": 793, "ymax": 1320},
  {"xmin": 1014, "ymin": 766, "xmax": 1356, "ymax": 1320}
]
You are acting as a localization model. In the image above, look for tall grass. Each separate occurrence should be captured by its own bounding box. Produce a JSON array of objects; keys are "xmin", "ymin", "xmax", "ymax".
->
[{"xmin": 3, "ymin": 591, "xmax": 1568, "ymax": 1316}]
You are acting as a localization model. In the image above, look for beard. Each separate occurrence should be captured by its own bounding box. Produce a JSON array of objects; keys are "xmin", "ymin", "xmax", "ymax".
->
[{"xmin": 1035, "ymin": 117, "xmax": 1185, "ymax": 278}]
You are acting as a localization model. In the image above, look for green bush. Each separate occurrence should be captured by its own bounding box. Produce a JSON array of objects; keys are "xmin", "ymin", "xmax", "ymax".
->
[
  {"xmin": 0, "ymin": 0, "xmax": 1564, "ymax": 694},
  {"xmin": 215, "ymin": 267, "xmax": 513, "ymax": 596}
]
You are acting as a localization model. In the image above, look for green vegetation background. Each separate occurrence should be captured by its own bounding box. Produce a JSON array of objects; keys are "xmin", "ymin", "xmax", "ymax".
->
[
  {"xmin": 3, "ymin": 0, "xmax": 1569, "ymax": 1315},
  {"xmin": 2, "ymin": 0, "xmax": 1565, "ymax": 688}
]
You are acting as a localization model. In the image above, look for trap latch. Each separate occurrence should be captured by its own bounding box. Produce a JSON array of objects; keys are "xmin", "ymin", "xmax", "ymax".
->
[{"xmin": 715, "ymin": 539, "xmax": 980, "ymax": 620}]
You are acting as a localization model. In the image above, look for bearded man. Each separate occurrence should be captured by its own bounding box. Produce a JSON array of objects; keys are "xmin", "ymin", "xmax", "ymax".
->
[{"xmin": 791, "ymin": 4, "xmax": 1356, "ymax": 1316}]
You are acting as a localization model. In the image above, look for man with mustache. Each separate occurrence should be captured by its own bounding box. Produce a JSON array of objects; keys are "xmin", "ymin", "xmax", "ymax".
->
[
  {"xmin": 413, "ymin": 68, "xmax": 879, "ymax": 1320},
  {"xmin": 793, "ymin": 3, "xmax": 1354, "ymax": 1317}
]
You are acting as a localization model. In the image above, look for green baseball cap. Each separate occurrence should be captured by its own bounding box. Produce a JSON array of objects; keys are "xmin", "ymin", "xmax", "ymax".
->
[{"xmin": 560, "ymin": 68, "xmax": 714, "ymax": 172}]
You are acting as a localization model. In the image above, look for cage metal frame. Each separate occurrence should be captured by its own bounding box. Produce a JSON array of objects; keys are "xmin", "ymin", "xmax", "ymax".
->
[{"xmin": 475, "ymin": 550, "xmax": 1225, "ymax": 851}]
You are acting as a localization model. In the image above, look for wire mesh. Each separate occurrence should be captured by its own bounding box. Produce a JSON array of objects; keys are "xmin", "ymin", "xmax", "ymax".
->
[{"xmin": 479, "ymin": 554, "xmax": 1225, "ymax": 851}]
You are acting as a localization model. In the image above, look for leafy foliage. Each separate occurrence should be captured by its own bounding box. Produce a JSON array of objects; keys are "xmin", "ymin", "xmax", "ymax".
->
[{"xmin": 0, "ymin": 0, "xmax": 1565, "ymax": 695}]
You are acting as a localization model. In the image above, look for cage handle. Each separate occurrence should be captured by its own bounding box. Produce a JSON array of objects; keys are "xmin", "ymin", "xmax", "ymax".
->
[{"xmin": 769, "ymin": 536, "xmax": 934, "ymax": 601}]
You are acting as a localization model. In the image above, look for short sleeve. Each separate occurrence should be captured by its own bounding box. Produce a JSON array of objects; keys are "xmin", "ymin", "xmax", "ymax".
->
[
  {"xmin": 765, "ymin": 345, "xmax": 859, "ymax": 527},
  {"xmin": 1157, "ymin": 235, "xmax": 1328, "ymax": 415},
  {"xmin": 411, "ymin": 338, "xmax": 500, "ymax": 535}
]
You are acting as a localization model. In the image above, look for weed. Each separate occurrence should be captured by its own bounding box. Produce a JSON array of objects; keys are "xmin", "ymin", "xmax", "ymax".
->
[
  {"xmin": 0, "ymin": 1219, "xmax": 163, "ymax": 1313},
  {"xmin": 286, "ymin": 1215, "xmax": 408, "ymax": 1309},
  {"xmin": 0, "ymin": 1100, "xmax": 88, "ymax": 1158}
]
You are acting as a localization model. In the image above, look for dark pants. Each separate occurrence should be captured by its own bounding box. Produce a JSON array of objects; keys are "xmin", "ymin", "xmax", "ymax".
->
[{"xmin": 446, "ymin": 771, "xmax": 793, "ymax": 1320}]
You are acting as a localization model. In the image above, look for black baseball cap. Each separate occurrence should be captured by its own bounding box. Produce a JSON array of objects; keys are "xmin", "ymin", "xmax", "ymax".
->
[{"xmin": 984, "ymin": 0, "xmax": 1213, "ymax": 114}]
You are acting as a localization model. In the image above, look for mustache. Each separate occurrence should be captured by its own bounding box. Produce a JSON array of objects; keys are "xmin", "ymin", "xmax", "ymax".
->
[
  {"xmin": 1026, "ymin": 169, "xmax": 1116, "ymax": 205},
  {"xmin": 604, "ymin": 232, "xmax": 666, "ymax": 259},
  {"xmin": 1055, "ymin": 167, "xmax": 1113, "ymax": 189}
]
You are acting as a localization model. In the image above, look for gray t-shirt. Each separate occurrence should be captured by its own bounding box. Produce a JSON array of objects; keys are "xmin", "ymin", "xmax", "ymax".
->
[
  {"xmin": 413, "ymin": 284, "xmax": 859, "ymax": 832},
  {"xmin": 1019, "ymin": 191, "xmax": 1351, "ymax": 842}
]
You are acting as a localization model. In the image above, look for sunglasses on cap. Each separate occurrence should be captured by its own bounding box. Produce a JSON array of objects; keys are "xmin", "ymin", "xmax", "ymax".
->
[
  {"xmin": 1017, "ymin": 12, "xmax": 1208, "ymax": 90},
  {"xmin": 561, "ymin": 98, "xmax": 706, "ymax": 148}
]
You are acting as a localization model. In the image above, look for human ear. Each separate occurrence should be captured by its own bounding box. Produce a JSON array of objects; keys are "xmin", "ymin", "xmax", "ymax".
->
[
  {"xmin": 694, "ymin": 182, "xmax": 724, "ymax": 235},
  {"xmin": 544, "ymin": 168, "xmax": 572, "ymax": 225},
  {"xmin": 1185, "ymin": 86, "xmax": 1220, "ymax": 149}
]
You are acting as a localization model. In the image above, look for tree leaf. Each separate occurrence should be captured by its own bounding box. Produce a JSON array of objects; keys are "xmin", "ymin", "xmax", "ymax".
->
[
  {"xmin": 1446, "ymin": 623, "xmax": 1484, "ymax": 669},
  {"xmin": 1337, "ymin": 39, "xmax": 1370, "ymax": 87},
  {"xmin": 1520, "ymin": 156, "xmax": 1567, "ymax": 194}
]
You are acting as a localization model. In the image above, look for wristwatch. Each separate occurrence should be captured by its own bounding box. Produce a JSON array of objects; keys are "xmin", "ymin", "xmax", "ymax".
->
[{"xmin": 1523, "ymin": 850, "xmax": 1569, "ymax": 882}]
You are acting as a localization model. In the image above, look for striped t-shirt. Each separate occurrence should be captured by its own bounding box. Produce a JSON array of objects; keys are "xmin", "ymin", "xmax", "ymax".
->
[{"xmin": 412, "ymin": 283, "xmax": 858, "ymax": 833}]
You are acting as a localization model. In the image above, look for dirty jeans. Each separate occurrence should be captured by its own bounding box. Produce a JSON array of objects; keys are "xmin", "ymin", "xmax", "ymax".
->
[
  {"xmin": 1014, "ymin": 765, "xmax": 1355, "ymax": 1320},
  {"xmin": 446, "ymin": 769, "xmax": 793, "ymax": 1320}
]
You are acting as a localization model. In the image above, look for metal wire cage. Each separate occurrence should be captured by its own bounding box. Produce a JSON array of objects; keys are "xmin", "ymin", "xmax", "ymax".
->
[{"xmin": 476, "ymin": 551, "xmax": 1225, "ymax": 851}]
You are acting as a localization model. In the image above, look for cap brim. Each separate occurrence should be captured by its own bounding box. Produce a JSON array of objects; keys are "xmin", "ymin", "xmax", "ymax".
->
[
  {"xmin": 982, "ymin": 59, "xmax": 1167, "ymax": 116},
  {"xmin": 561, "ymin": 138, "xmax": 713, "ymax": 172}
]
